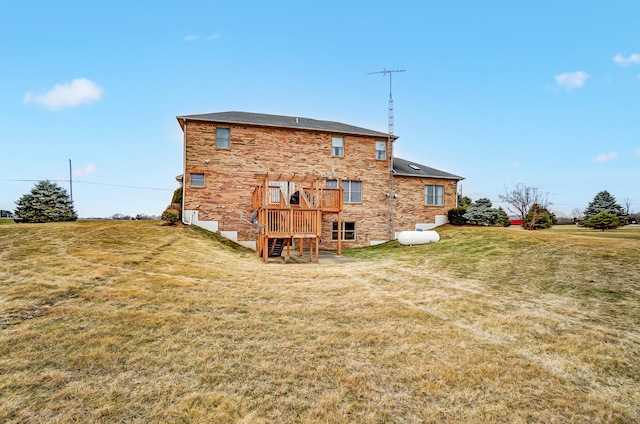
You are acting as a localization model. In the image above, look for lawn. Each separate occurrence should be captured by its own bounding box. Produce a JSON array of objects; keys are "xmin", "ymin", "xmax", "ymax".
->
[{"xmin": 1, "ymin": 221, "xmax": 639, "ymax": 423}]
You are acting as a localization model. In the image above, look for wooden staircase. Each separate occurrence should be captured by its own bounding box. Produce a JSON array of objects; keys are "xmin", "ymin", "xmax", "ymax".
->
[
  {"xmin": 252, "ymin": 175, "xmax": 344, "ymax": 263},
  {"xmin": 268, "ymin": 238, "xmax": 289, "ymax": 257}
]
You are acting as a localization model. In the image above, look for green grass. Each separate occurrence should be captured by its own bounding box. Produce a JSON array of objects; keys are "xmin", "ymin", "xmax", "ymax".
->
[
  {"xmin": 1, "ymin": 221, "xmax": 639, "ymax": 423},
  {"xmin": 0, "ymin": 218, "xmax": 15, "ymax": 225}
]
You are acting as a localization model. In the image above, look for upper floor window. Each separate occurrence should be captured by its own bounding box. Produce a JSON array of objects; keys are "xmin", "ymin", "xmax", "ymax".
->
[
  {"xmin": 425, "ymin": 185, "xmax": 444, "ymax": 206},
  {"xmin": 216, "ymin": 127, "xmax": 230, "ymax": 149},
  {"xmin": 332, "ymin": 136, "xmax": 344, "ymax": 157},
  {"xmin": 190, "ymin": 173, "xmax": 205, "ymax": 187},
  {"xmin": 375, "ymin": 140, "xmax": 386, "ymax": 160}
]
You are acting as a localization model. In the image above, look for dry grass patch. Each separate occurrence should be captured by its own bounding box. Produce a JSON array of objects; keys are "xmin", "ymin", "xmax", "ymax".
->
[{"xmin": 1, "ymin": 221, "xmax": 639, "ymax": 422}]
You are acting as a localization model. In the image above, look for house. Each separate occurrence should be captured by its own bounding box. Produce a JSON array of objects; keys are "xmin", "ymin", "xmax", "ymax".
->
[{"xmin": 176, "ymin": 111, "xmax": 463, "ymax": 261}]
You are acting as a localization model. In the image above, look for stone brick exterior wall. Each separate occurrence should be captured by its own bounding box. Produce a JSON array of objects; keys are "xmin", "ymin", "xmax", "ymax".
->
[
  {"xmin": 182, "ymin": 119, "xmax": 393, "ymax": 248},
  {"xmin": 392, "ymin": 175, "xmax": 459, "ymax": 232}
]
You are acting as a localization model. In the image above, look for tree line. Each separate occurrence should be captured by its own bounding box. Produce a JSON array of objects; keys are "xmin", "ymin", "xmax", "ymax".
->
[{"xmin": 449, "ymin": 184, "xmax": 633, "ymax": 231}]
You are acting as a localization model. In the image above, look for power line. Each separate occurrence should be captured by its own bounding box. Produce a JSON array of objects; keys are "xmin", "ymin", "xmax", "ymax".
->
[{"xmin": 0, "ymin": 179, "xmax": 173, "ymax": 192}]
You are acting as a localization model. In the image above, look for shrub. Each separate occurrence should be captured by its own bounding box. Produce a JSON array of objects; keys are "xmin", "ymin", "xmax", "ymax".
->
[
  {"xmin": 463, "ymin": 198, "xmax": 498, "ymax": 225},
  {"xmin": 584, "ymin": 211, "xmax": 620, "ymax": 231},
  {"xmin": 161, "ymin": 209, "xmax": 179, "ymax": 225},
  {"xmin": 448, "ymin": 207, "xmax": 467, "ymax": 225}
]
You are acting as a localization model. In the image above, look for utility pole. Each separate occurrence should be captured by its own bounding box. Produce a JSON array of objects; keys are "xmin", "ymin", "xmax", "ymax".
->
[
  {"xmin": 69, "ymin": 159, "xmax": 73, "ymax": 202},
  {"xmin": 368, "ymin": 68, "xmax": 405, "ymax": 241}
]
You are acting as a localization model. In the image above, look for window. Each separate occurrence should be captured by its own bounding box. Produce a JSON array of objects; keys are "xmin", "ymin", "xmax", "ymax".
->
[
  {"xmin": 325, "ymin": 179, "xmax": 338, "ymax": 189},
  {"xmin": 375, "ymin": 141, "xmax": 386, "ymax": 160},
  {"xmin": 332, "ymin": 136, "xmax": 344, "ymax": 157},
  {"xmin": 326, "ymin": 180, "xmax": 362, "ymax": 203},
  {"xmin": 425, "ymin": 185, "xmax": 444, "ymax": 206},
  {"xmin": 332, "ymin": 221, "xmax": 356, "ymax": 241},
  {"xmin": 343, "ymin": 180, "xmax": 362, "ymax": 203},
  {"xmin": 190, "ymin": 173, "xmax": 205, "ymax": 187},
  {"xmin": 216, "ymin": 127, "xmax": 230, "ymax": 149}
]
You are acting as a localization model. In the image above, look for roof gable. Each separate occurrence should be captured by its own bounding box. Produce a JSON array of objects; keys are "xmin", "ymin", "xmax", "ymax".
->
[
  {"xmin": 393, "ymin": 157, "xmax": 464, "ymax": 181},
  {"xmin": 177, "ymin": 111, "xmax": 393, "ymax": 139}
]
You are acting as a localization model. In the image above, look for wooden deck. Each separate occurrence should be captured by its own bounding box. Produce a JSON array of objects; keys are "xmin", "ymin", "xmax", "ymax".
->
[{"xmin": 252, "ymin": 176, "xmax": 344, "ymax": 263}]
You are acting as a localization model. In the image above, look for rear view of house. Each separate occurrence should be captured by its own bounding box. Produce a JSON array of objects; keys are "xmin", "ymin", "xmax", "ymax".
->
[{"xmin": 177, "ymin": 111, "xmax": 463, "ymax": 260}]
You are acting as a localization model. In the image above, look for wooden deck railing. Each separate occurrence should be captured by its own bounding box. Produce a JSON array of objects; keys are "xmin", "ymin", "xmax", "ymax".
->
[
  {"xmin": 262, "ymin": 209, "xmax": 320, "ymax": 237},
  {"xmin": 253, "ymin": 185, "xmax": 342, "ymax": 212}
]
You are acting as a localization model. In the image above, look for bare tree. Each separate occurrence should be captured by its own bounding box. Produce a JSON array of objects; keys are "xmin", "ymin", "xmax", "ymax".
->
[
  {"xmin": 570, "ymin": 208, "xmax": 583, "ymax": 219},
  {"xmin": 499, "ymin": 184, "xmax": 550, "ymax": 224},
  {"xmin": 623, "ymin": 197, "xmax": 632, "ymax": 215}
]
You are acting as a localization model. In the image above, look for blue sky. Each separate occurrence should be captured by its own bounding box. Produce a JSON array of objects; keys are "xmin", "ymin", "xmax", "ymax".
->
[{"xmin": 1, "ymin": 1, "xmax": 639, "ymax": 218}]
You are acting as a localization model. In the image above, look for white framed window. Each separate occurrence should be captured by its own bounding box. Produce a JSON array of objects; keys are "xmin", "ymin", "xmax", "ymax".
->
[
  {"xmin": 216, "ymin": 127, "xmax": 230, "ymax": 149},
  {"xmin": 425, "ymin": 185, "xmax": 444, "ymax": 206},
  {"xmin": 375, "ymin": 140, "xmax": 386, "ymax": 160},
  {"xmin": 332, "ymin": 221, "xmax": 356, "ymax": 240},
  {"xmin": 332, "ymin": 136, "xmax": 344, "ymax": 157},
  {"xmin": 343, "ymin": 180, "xmax": 362, "ymax": 203},
  {"xmin": 326, "ymin": 180, "xmax": 362, "ymax": 203},
  {"xmin": 190, "ymin": 173, "xmax": 205, "ymax": 187}
]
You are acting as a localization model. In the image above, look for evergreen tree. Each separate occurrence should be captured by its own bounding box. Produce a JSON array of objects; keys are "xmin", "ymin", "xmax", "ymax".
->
[
  {"xmin": 463, "ymin": 198, "xmax": 498, "ymax": 225},
  {"xmin": 14, "ymin": 180, "xmax": 77, "ymax": 223},
  {"xmin": 447, "ymin": 206, "xmax": 468, "ymax": 225},
  {"xmin": 583, "ymin": 191, "xmax": 626, "ymax": 226},
  {"xmin": 495, "ymin": 207, "xmax": 511, "ymax": 227},
  {"xmin": 522, "ymin": 204, "xmax": 552, "ymax": 230},
  {"xmin": 458, "ymin": 195, "xmax": 472, "ymax": 208},
  {"xmin": 585, "ymin": 211, "xmax": 620, "ymax": 231}
]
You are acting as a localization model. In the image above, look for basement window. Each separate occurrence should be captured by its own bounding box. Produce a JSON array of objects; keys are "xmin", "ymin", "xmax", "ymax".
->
[{"xmin": 332, "ymin": 221, "xmax": 356, "ymax": 241}]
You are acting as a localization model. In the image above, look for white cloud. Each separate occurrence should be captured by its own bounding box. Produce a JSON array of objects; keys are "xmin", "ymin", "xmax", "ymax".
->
[
  {"xmin": 185, "ymin": 34, "xmax": 220, "ymax": 42},
  {"xmin": 73, "ymin": 163, "xmax": 98, "ymax": 177},
  {"xmin": 554, "ymin": 71, "xmax": 589, "ymax": 90},
  {"xmin": 613, "ymin": 53, "xmax": 640, "ymax": 67},
  {"xmin": 593, "ymin": 151, "xmax": 618, "ymax": 163},
  {"xmin": 24, "ymin": 78, "xmax": 104, "ymax": 110},
  {"xmin": 635, "ymin": 148, "xmax": 640, "ymax": 157}
]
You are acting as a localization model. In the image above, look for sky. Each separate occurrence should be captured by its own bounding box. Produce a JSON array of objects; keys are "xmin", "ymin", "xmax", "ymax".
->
[{"xmin": 1, "ymin": 1, "xmax": 639, "ymax": 218}]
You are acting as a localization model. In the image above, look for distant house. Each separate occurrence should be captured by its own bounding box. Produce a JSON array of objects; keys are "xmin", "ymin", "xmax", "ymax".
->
[
  {"xmin": 176, "ymin": 111, "xmax": 463, "ymax": 261},
  {"xmin": 0, "ymin": 210, "xmax": 14, "ymax": 218}
]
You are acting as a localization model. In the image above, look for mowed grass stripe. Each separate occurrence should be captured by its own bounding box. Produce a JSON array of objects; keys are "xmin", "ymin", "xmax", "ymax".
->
[{"xmin": 1, "ymin": 221, "xmax": 639, "ymax": 422}]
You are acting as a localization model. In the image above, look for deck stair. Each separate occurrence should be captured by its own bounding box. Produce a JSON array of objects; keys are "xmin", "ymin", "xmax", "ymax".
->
[
  {"xmin": 268, "ymin": 238, "xmax": 289, "ymax": 257},
  {"xmin": 252, "ymin": 174, "xmax": 344, "ymax": 263}
]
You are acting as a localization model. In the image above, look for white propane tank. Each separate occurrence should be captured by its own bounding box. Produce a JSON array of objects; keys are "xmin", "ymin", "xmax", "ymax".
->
[{"xmin": 397, "ymin": 230, "xmax": 440, "ymax": 246}]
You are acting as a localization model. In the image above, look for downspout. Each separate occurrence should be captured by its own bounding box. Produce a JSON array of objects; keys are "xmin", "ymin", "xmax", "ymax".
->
[{"xmin": 181, "ymin": 118, "xmax": 194, "ymax": 225}]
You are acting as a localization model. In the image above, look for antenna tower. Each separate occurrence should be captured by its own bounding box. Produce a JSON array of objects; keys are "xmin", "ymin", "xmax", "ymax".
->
[{"xmin": 368, "ymin": 68, "xmax": 405, "ymax": 135}]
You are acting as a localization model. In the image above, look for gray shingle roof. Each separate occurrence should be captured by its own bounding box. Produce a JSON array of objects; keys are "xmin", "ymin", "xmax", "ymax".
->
[
  {"xmin": 177, "ymin": 111, "xmax": 393, "ymax": 139},
  {"xmin": 393, "ymin": 157, "xmax": 464, "ymax": 181}
]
